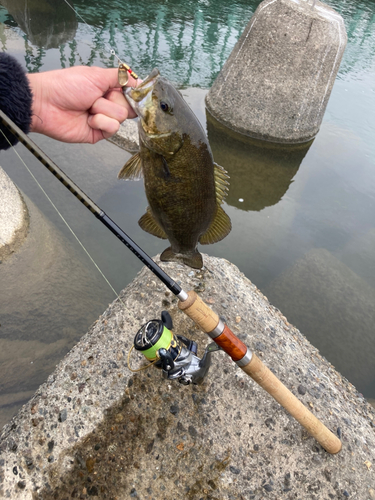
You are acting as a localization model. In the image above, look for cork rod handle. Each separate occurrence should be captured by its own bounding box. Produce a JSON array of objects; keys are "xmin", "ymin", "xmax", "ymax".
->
[
  {"xmin": 179, "ymin": 291, "xmax": 342, "ymax": 454},
  {"xmin": 178, "ymin": 290, "xmax": 220, "ymax": 333},
  {"xmin": 242, "ymin": 354, "xmax": 342, "ymax": 454}
]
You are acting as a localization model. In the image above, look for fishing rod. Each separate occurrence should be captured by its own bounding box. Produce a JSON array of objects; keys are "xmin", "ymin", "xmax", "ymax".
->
[{"xmin": 0, "ymin": 108, "xmax": 342, "ymax": 454}]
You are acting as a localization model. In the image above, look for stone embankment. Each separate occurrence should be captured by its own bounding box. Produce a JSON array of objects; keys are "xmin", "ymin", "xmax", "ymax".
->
[
  {"xmin": 1, "ymin": 255, "xmax": 374, "ymax": 499},
  {"xmin": 0, "ymin": 166, "xmax": 29, "ymax": 262}
]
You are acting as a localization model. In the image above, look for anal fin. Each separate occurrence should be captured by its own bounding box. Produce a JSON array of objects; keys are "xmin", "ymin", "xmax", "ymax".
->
[
  {"xmin": 199, "ymin": 205, "xmax": 232, "ymax": 245},
  {"xmin": 139, "ymin": 208, "xmax": 168, "ymax": 239}
]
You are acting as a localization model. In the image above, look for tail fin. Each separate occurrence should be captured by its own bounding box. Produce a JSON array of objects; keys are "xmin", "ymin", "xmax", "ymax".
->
[{"xmin": 160, "ymin": 246, "xmax": 203, "ymax": 269}]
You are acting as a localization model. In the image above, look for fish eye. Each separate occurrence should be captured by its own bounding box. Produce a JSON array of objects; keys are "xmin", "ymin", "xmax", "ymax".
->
[{"xmin": 160, "ymin": 101, "xmax": 170, "ymax": 113}]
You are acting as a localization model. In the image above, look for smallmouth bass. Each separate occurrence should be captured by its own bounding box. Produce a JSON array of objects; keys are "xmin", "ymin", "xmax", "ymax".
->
[{"xmin": 118, "ymin": 68, "xmax": 231, "ymax": 269}]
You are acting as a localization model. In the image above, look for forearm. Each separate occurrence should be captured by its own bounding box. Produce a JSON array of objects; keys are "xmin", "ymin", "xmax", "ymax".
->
[{"xmin": 0, "ymin": 52, "xmax": 33, "ymax": 150}]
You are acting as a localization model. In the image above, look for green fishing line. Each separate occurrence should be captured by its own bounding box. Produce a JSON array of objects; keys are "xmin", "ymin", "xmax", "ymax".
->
[{"xmin": 142, "ymin": 326, "xmax": 173, "ymax": 360}]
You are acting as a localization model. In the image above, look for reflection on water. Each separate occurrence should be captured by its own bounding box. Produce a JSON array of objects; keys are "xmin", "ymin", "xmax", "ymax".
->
[
  {"xmin": 206, "ymin": 111, "xmax": 312, "ymax": 211},
  {"xmin": 1, "ymin": 0, "xmax": 374, "ymax": 82},
  {"xmin": 0, "ymin": 192, "xmax": 117, "ymax": 427},
  {"xmin": 0, "ymin": 0, "xmax": 77, "ymax": 49},
  {"xmin": 329, "ymin": 0, "xmax": 375, "ymax": 76},
  {"xmin": 0, "ymin": 0, "xmax": 375, "ymax": 427},
  {"xmin": 0, "ymin": 0, "xmax": 255, "ymax": 80}
]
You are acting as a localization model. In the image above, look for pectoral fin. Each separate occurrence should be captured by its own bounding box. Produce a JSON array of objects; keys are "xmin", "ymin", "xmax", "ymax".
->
[
  {"xmin": 214, "ymin": 162, "xmax": 230, "ymax": 205},
  {"xmin": 199, "ymin": 206, "xmax": 231, "ymax": 245},
  {"xmin": 139, "ymin": 207, "xmax": 168, "ymax": 239},
  {"xmin": 118, "ymin": 153, "xmax": 143, "ymax": 180}
]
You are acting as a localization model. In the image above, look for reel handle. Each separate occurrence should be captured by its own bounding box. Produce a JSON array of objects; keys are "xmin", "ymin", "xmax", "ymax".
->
[{"xmin": 179, "ymin": 291, "xmax": 341, "ymax": 454}]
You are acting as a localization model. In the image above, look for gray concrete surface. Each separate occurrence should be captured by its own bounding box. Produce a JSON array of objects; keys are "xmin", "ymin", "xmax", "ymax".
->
[
  {"xmin": 0, "ymin": 166, "xmax": 29, "ymax": 261},
  {"xmin": 1, "ymin": 255, "xmax": 374, "ymax": 499},
  {"xmin": 205, "ymin": 0, "xmax": 347, "ymax": 143},
  {"xmin": 107, "ymin": 119, "xmax": 139, "ymax": 153}
]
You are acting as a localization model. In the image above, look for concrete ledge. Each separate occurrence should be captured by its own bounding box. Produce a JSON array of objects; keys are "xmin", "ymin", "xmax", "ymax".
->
[
  {"xmin": 107, "ymin": 119, "xmax": 139, "ymax": 153},
  {"xmin": 0, "ymin": 166, "xmax": 29, "ymax": 261},
  {"xmin": 1, "ymin": 255, "xmax": 374, "ymax": 499}
]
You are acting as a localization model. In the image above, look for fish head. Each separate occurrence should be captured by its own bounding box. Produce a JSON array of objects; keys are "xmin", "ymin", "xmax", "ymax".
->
[{"xmin": 125, "ymin": 68, "xmax": 184, "ymax": 156}]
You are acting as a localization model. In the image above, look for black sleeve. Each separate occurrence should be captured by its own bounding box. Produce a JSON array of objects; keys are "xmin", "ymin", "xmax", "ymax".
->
[{"xmin": 0, "ymin": 52, "xmax": 33, "ymax": 150}]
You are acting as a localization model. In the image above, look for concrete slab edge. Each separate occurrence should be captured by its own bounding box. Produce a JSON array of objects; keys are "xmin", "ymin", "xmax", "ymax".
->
[{"xmin": 0, "ymin": 255, "xmax": 374, "ymax": 499}]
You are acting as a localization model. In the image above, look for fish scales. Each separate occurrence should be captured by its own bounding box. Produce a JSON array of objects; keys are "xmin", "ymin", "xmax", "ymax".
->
[
  {"xmin": 118, "ymin": 68, "xmax": 231, "ymax": 269},
  {"xmin": 142, "ymin": 137, "xmax": 216, "ymax": 250}
]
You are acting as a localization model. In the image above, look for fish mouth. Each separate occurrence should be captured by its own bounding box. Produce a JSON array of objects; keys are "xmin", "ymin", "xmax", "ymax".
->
[{"xmin": 125, "ymin": 68, "xmax": 160, "ymax": 117}]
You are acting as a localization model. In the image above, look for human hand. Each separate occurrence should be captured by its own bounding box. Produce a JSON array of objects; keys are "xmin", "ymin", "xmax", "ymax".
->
[{"xmin": 27, "ymin": 66, "xmax": 139, "ymax": 144}]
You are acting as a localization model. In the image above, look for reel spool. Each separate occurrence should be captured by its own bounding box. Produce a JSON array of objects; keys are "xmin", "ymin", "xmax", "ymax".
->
[{"xmin": 133, "ymin": 311, "xmax": 221, "ymax": 385}]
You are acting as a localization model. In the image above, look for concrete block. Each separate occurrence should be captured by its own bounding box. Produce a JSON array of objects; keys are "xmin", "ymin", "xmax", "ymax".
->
[
  {"xmin": 1, "ymin": 255, "xmax": 375, "ymax": 499},
  {"xmin": 0, "ymin": 166, "xmax": 29, "ymax": 261},
  {"xmin": 206, "ymin": 0, "xmax": 347, "ymax": 143}
]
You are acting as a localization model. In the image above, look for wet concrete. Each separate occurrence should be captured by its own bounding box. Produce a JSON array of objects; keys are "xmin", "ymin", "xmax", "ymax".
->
[{"xmin": 1, "ymin": 255, "xmax": 374, "ymax": 499}]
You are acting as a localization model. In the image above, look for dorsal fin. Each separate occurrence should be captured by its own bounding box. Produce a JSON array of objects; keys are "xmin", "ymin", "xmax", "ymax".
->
[
  {"xmin": 199, "ymin": 205, "xmax": 231, "ymax": 245},
  {"xmin": 214, "ymin": 162, "xmax": 230, "ymax": 205},
  {"xmin": 138, "ymin": 207, "xmax": 168, "ymax": 239},
  {"xmin": 118, "ymin": 153, "xmax": 143, "ymax": 180}
]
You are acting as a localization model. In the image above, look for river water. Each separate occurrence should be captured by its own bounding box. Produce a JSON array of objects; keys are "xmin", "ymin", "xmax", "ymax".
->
[{"xmin": 0, "ymin": 0, "xmax": 374, "ymax": 427}]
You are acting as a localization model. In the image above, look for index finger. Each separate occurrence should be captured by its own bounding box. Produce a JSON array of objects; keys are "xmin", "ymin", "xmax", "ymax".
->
[{"xmin": 104, "ymin": 89, "xmax": 138, "ymax": 119}]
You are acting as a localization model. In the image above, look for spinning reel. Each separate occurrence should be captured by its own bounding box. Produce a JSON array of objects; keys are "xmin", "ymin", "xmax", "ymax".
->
[{"xmin": 132, "ymin": 311, "xmax": 221, "ymax": 385}]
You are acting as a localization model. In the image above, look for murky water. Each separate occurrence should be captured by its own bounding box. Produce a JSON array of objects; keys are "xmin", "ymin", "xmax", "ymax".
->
[{"xmin": 0, "ymin": 0, "xmax": 374, "ymax": 427}]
